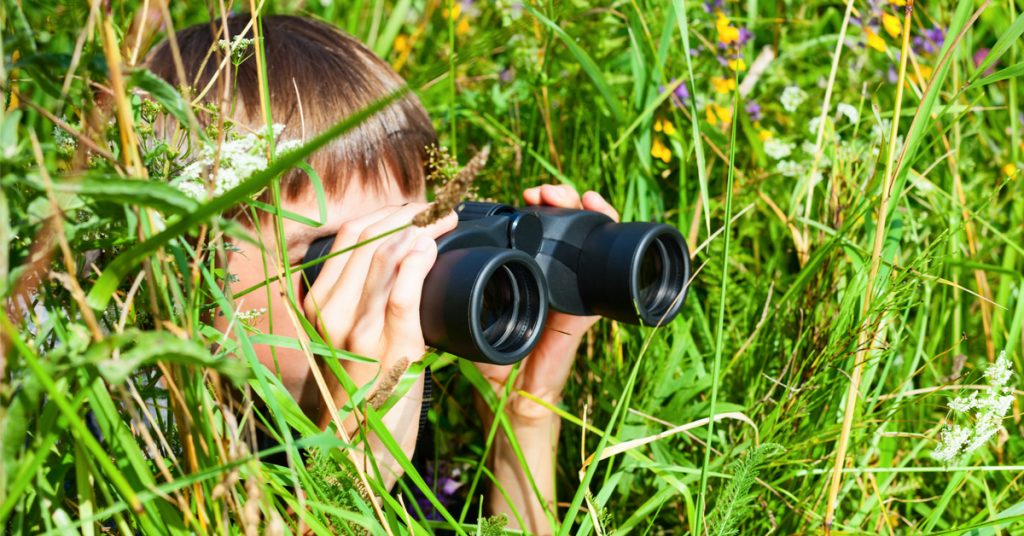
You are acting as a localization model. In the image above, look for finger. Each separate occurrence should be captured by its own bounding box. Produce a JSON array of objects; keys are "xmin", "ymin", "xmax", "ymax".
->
[
  {"xmin": 581, "ymin": 191, "xmax": 620, "ymax": 222},
  {"xmin": 522, "ymin": 186, "xmax": 543, "ymax": 206},
  {"xmin": 346, "ymin": 229, "xmax": 419, "ymax": 354},
  {"xmin": 311, "ymin": 204, "xmax": 427, "ymax": 341},
  {"xmin": 304, "ymin": 204, "xmax": 412, "ymax": 315},
  {"xmin": 381, "ymin": 234, "xmax": 438, "ymax": 360},
  {"xmin": 539, "ymin": 184, "xmax": 582, "ymax": 209}
]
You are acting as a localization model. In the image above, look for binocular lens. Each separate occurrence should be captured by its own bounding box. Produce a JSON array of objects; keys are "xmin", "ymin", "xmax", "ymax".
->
[
  {"xmin": 636, "ymin": 234, "xmax": 688, "ymax": 322},
  {"xmin": 478, "ymin": 262, "xmax": 542, "ymax": 352}
]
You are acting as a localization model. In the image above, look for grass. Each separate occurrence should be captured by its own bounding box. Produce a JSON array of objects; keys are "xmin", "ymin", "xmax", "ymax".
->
[{"xmin": 2, "ymin": 0, "xmax": 1024, "ymax": 534}]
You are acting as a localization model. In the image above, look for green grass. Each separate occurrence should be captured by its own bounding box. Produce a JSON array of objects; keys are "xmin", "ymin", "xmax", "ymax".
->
[{"xmin": 2, "ymin": 0, "xmax": 1024, "ymax": 534}]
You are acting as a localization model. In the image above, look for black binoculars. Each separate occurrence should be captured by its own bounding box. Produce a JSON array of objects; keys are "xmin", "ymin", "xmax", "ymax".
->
[{"xmin": 303, "ymin": 202, "xmax": 692, "ymax": 365}]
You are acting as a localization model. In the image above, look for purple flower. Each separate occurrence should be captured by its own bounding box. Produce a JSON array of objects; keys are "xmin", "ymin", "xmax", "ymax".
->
[
  {"xmin": 703, "ymin": 0, "xmax": 725, "ymax": 13},
  {"xmin": 887, "ymin": 66, "xmax": 898, "ymax": 84},
  {"xmin": 745, "ymin": 100, "xmax": 762, "ymax": 122},
  {"xmin": 661, "ymin": 78, "xmax": 689, "ymax": 108},
  {"xmin": 973, "ymin": 48, "xmax": 995, "ymax": 76},
  {"xmin": 499, "ymin": 66, "xmax": 516, "ymax": 83},
  {"xmin": 914, "ymin": 25, "xmax": 945, "ymax": 54},
  {"xmin": 738, "ymin": 27, "xmax": 753, "ymax": 46}
]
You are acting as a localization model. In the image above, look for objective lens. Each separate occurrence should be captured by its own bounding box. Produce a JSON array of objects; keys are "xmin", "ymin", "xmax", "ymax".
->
[
  {"xmin": 480, "ymin": 266, "xmax": 519, "ymax": 347},
  {"xmin": 637, "ymin": 240, "xmax": 667, "ymax": 309},
  {"xmin": 634, "ymin": 234, "xmax": 687, "ymax": 323},
  {"xmin": 475, "ymin": 261, "xmax": 541, "ymax": 353}
]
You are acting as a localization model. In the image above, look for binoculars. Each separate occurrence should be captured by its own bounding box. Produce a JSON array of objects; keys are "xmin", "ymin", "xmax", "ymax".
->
[{"xmin": 303, "ymin": 202, "xmax": 692, "ymax": 365}]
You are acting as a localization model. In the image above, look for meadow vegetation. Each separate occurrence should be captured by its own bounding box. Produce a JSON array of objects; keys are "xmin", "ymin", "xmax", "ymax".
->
[{"xmin": 1, "ymin": 0, "xmax": 1023, "ymax": 534}]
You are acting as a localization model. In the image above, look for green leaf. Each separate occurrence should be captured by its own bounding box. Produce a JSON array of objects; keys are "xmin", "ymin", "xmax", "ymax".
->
[{"xmin": 26, "ymin": 175, "xmax": 200, "ymax": 215}]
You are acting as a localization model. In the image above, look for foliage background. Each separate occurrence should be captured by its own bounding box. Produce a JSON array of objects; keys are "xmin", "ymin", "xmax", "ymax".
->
[{"xmin": 1, "ymin": 0, "xmax": 1023, "ymax": 534}]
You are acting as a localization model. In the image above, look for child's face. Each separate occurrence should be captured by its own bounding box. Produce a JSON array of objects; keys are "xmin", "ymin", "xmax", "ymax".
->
[{"xmin": 217, "ymin": 176, "xmax": 425, "ymax": 415}]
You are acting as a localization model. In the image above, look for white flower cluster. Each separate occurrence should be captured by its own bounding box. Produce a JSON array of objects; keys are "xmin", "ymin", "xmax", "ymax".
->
[
  {"xmin": 932, "ymin": 352, "xmax": 1017, "ymax": 463},
  {"xmin": 173, "ymin": 125, "xmax": 301, "ymax": 201},
  {"xmin": 218, "ymin": 34, "xmax": 255, "ymax": 65},
  {"xmin": 764, "ymin": 138, "xmax": 794, "ymax": 160},
  {"xmin": 780, "ymin": 86, "xmax": 807, "ymax": 112}
]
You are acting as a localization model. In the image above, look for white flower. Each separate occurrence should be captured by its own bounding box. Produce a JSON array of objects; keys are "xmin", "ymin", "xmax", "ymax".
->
[
  {"xmin": 776, "ymin": 160, "xmax": 804, "ymax": 177},
  {"xmin": 837, "ymin": 103, "xmax": 859, "ymax": 123},
  {"xmin": 764, "ymin": 138, "xmax": 794, "ymax": 160},
  {"xmin": 807, "ymin": 116, "xmax": 823, "ymax": 136},
  {"xmin": 932, "ymin": 352, "xmax": 1017, "ymax": 463},
  {"xmin": 171, "ymin": 123, "xmax": 293, "ymax": 201},
  {"xmin": 801, "ymin": 141, "xmax": 831, "ymax": 167},
  {"xmin": 780, "ymin": 86, "xmax": 807, "ymax": 112},
  {"xmin": 176, "ymin": 180, "xmax": 208, "ymax": 201},
  {"xmin": 871, "ymin": 119, "xmax": 892, "ymax": 140},
  {"xmin": 932, "ymin": 425, "xmax": 971, "ymax": 462},
  {"xmin": 985, "ymin": 352, "xmax": 1013, "ymax": 387}
]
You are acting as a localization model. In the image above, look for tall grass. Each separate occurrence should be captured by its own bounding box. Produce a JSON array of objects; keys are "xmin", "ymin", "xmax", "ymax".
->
[{"xmin": 2, "ymin": 0, "xmax": 1024, "ymax": 534}]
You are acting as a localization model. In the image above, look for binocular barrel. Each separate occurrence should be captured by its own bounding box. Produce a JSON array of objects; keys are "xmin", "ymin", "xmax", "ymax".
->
[{"xmin": 302, "ymin": 202, "xmax": 692, "ymax": 365}]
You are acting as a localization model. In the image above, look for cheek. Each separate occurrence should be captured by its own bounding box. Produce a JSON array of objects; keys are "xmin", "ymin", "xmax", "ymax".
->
[{"xmin": 214, "ymin": 248, "xmax": 304, "ymax": 336}]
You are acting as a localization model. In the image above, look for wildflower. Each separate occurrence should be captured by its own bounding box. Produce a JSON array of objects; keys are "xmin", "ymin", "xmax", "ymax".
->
[
  {"xmin": 727, "ymin": 57, "xmax": 747, "ymax": 72},
  {"xmin": 972, "ymin": 48, "xmax": 996, "ymax": 76},
  {"xmin": 654, "ymin": 118, "xmax": 677, "ymax": 136},
  {"xmin": 703, "ymin": 0, "xmax": 724, "ymax": 13},
  {"xmin": 712, "ymin": 76, "xmax": 737, "ymax": 94},
  {"xmin": 393, "ymin": 34, "xmax": 411, "ymax": 55},
  {"xmin": 456, "ymin": 17, "xmax": 471, "ymax": 36},
  {"xmin": 776, "ymin": 160, "xmax": 804, "ymax": 177},
  {"xmin": 705, "ymin": 103, "xmax": 732, "ymax": 125},
  {"xmin": 881, "ymin": 13, "xmax": 901, "ymax": 38},
  {"xmin": 888, "ymin": 0, "xmax": 907, "ymax": 5},
  {"xmin": 864, "ymin": 27, "xmax": 886, "ymax": 52},
  {"xmin": 661, "ymin": 79, "xmax": 689, "ymax": 107},
  {"xmin": 173, "ymin": 124, "xmax": 293, "ymax": 201},
  {"xmin": 932, "ymin": 352, "xmax": 1016, "ymax": 463},
  {"xmin": 913, "ymin": 25, "xmax": 945, "ymax": 55},
  {"xmin": 763, "ymin": 138, "xmax": 794, "ymax": 160},
  {"xmin": 218, "ymin": 34, "xmax": 255, "ymax": 65},
  {"xmin": 1003, "ymin": 163, "xmax": 1019, "ymax": 179},
  {"xmin": 443, "ymin": 2, "xmax": 461, "ymax": 20},
  {"xmin": 780, "ymin": 86, "xmax": 806, "ymax": 112},
  {"xmin": 651, "ymin": 138, "xmax": 671, "ymax": 163},
  {"xmin": 757, "ymin": 129, "xmax": 772, "ymax": 141},
  {"xmin": 715, "ymin": 13, "xmax": 740, "ymax": 45},
  {"xmin": 745, "ymin": 100, "xmax": 762, "ymax": 122},
  {"xmin": 836, "ymin": 103, "xmax": 859, "ymax": 123}
]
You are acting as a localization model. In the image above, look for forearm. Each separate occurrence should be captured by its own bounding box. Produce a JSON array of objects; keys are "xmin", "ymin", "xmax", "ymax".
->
[{"xmin": 489, "ymin": 414, "xmax": 561, "ymax": 534}]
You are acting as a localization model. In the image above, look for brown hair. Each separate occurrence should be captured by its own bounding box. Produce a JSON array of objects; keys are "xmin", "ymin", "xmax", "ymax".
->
[{"xmin": 147, "ymin": 14, "xmax": 436, "ymax": 200}]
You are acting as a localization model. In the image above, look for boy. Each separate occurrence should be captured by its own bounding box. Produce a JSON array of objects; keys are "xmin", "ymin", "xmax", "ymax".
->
[{"xmin": 148, "ymin": 14, "xmax": 618, "ymax": 532}]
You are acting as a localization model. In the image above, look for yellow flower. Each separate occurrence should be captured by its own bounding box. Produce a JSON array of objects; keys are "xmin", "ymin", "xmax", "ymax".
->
[
  {"xmin": 913, "ymin": 65, "xmax": 934, "ymax": 85},
  {"xmin": 882, "ymin": 13, "xmax": 902, "ymax": 38},
  {"xmin": 715, "ymin": 103, "xmax": 733, "ymax": 124},
  {"xmin": 443, "ymin": 3, "xmax": 462, "ymax": 20},
  {"xmin": 889, "ymin": 0, "xmax": 907, "ymax": 6},
  {"xmin": 393, "ymin": 34, "xmax": 410, "ymax": 54},
  {"xmin": 706, "ymin": 103, "xmax": 732, "ymax": 126},
  {"xmin": 1004, "ymin": 163, "xmax": 1019, "ymax": 179},
  {"xmin": 655, "ymin": 118, "xmax": 677, "ymax": 136},
  {"xmin": 727, "ymin": 57, "xmax": 747, "ymax": 72},
  {"xmin": 716, "ymin": 13, "xmax": 740, "ymax": 45},
  {"xmin": 711, "ymin": 76, "xmax": 736, "ymax": 94},
  {"xmin": 706, "ymin": 105, "xmax": 718, "ymax": 126},
  {"xmin": 456, "ymin": 17, "xmax": 471, "ymax": 36},
  {"xmin": 865, "ymin": 27, "xmax": 886, "ymax": 52},
  {"xmin": 651, "ymin": 139, "xmax": 672, "ymax": 163},
  {"xmin": 758, "ymin": 129, "xmax": 772, "ymax": 141}
]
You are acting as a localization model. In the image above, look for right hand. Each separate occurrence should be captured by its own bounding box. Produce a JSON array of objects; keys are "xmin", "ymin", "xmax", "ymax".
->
[{"xmin": 302, "ymin": 202, "xmax": 456, "ymax": 477}]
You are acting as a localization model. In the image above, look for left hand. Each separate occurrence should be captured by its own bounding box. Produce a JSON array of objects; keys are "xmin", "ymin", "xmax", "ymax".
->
[{"xmin": 474, "ymin": 184, "xmax": 620, "ymax": 422}]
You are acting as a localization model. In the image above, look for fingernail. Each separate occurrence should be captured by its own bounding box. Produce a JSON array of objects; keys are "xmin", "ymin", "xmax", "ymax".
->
[{"xmin": 412, "ymin": 236, "xmax": 434, "ymax": 252}]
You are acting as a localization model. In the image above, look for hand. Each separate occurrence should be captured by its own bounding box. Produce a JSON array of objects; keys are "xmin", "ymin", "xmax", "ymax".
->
[
  {"xmin": 303, "ymin": 203, "xmax": 457, "ymax": 484},
  {"xmin": 472, "ymin": 185, "xmax": 618, "ymax": 533}
]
